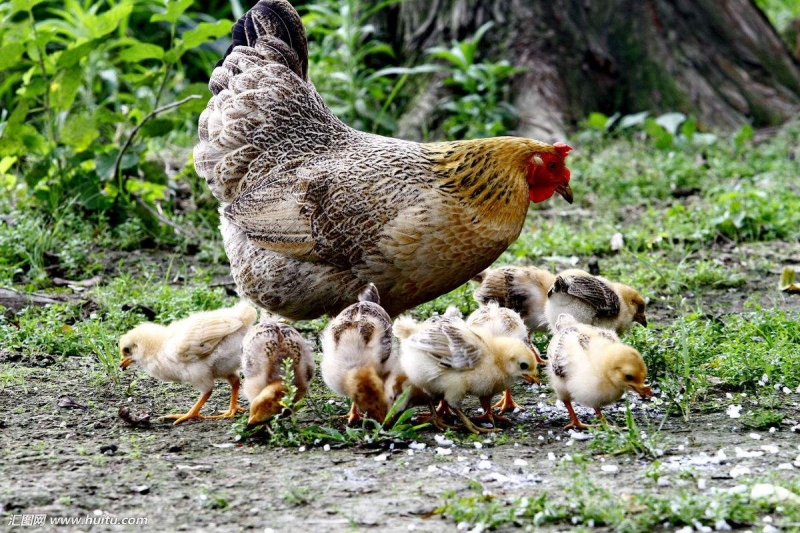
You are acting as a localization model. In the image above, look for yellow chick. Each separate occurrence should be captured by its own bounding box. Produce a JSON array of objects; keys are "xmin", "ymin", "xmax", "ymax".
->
[
  {"xmin": 241, "ymin": 317, "xmax": 315, "ymax": 427},
  {"xmin": 466, "ymin": 301, "xmax": 543, "ymax": 414},
  {"xmin": 119, "ymin": 302, "xmax": 257, "ymax": 425},
  {"xmin": 321, "ymin": 284, "xmax": 394, "ymax": 424},
  {"xmin": 473, "ymin": 266, "xmax": 556, "ymax": 333},
  {"xmin": 546, "ymin": 313, "xmax": 652, "ymax": 429},
  {"xmin": 395, "ymin": 313, "xmax": 539, "ymax": 434},
  {"xmin": 544, "ymin": 269, "xmax": 647, "ymax": 335}
]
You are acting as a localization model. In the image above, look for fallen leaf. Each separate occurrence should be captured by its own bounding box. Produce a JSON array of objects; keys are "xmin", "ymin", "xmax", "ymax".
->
[
  {"xmin": 118, "ymin": 406, "xmax": 151, "ymax": 426},
  {"xmin": 58, "ymin": 395, "xmax": 88, "ymax": 410}
]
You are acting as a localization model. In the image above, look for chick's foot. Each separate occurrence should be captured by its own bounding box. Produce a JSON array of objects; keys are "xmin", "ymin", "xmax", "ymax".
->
[{"xmin": 491, "ymin": 389, "xmax": 524, "ymax": 414}]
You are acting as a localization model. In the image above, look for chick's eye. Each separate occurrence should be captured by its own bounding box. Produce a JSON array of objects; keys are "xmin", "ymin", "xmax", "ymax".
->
[
  {"xmin": 520, "ymin": 362, "xmax": 529, "ymax": 370},
  {"xmin": 625, "ymin": 374, "xmax": 634, "ymax": 381},
  {"xmin": 122, "ymin": 346, "xmax": 131, "ymax": 355}
]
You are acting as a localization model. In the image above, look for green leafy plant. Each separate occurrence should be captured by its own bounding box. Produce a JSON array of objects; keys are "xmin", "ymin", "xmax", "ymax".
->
[
  {"xmin": 426, "ymin": 22, "xmax": 523, "ymax": 140},
  {"xmin": 0, "ymin": 0, "xmax": 230, "ymax": 236}
]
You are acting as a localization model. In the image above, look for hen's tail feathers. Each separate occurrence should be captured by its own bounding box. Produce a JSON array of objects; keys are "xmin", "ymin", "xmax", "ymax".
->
[{"xmin": 216, "ymin": 0, "xmax": 308, "ymax": 84}]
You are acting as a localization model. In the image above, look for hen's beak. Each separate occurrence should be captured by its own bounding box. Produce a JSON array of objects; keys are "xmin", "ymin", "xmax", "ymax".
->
[
  {"xmin": 555, "ymin": 183, "xmax": 573, "ymax": 204},
  {"xmin": 523, "ymin": 373, "xmax": 540, "ymax": 385},
  {"xmin": 120, "ymin": 357, "xmax": 134, "ymax": 370},
  {"xmin": 630, "ymin": 383, "xmax": 653, "ymax": 398},
  {"xmin": 634, "ymin": 313, "xmax": 648, "ymax": 327}
]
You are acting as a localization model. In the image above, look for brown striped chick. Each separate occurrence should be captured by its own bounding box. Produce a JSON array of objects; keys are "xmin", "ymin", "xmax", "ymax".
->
[
  {"xmin": 473, "ymin": 266, "xmax": 556, "ymax": 334},
  {"xmin": 119, "ymin": 302, "xmax": 257, "ymax": 425},
  {"xmin": 544, "ymin": 269, "xmax": 647, "ymax": 336},
  {"xmin": 321, "ymin": 284, "xmax": 394, "ymax": 424},
  {"xmin": 466, "ymin": 301, "xmax": 542, "ymax": 414},
  {"xmin": 547, "ymin": 314, "xmax": 652, "ymax": 429},
  {"xmin": 395, "ymin": 313, "xmax": 539, "ymax": 434},
  {"xmin": 241, "ymin": 318, "xmax": 315, "ymax": 427}
]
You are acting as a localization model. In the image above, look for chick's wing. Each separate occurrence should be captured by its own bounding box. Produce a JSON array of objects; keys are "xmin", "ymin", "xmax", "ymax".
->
[
  {"xmin": 551, "ymin": 275, "xmax": 620, "ymax": 317},
  {"xmin": 174, "ymin": 315, "xmax": 247, "ymax": 360},
  {"xmin": 407, "ymin": 322, "xmax": 484, "ymax": 370}
]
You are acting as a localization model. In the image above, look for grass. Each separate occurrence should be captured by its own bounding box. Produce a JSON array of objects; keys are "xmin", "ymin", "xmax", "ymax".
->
[{"xmin": 436, "ymin": 473, "xmax": 800, "ymax": 532}]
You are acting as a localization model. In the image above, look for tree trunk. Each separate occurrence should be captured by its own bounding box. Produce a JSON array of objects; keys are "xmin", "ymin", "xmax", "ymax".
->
[{"xmin": 388, "ymin": 0, "xmax": 800, "ymax": 141}]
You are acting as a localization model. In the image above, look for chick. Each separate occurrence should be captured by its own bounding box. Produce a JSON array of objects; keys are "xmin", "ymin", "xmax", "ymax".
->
[
  {"xmin": 241, "ymin": 317, "xmax": 315, "ymax": 427},
  {"xmin": 119, "ymin": 302, "xmax": 257, "ymax": 425},
  {"xmin": 395, "ymin": 313, "xmax": 540, "ymax": 434},
  {"xmin": 544, "ymin": 269, "xmax": 647, "ymax": 335},
  {"xmin": 321, "ymin": 283, "xmax": 394, "ymax": 424},
  {"xmin": 466, "ymin": 302, "xmax": 543, "ymax": 414},
  {"xmin": 547, "ymin": 313, "xmax": 652, "ymax": 429},
  {"xmin": 473, "ymin": 266, "xmax": 556, "ymax": 333}
]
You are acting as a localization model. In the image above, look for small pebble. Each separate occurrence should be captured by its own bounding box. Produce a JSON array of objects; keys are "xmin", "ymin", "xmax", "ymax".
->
[
  {"xmin": 436, "ymin": 447, "xmax": 452, "ymax": 456},
  {"xmin": 477, "ymin": 460, "xmax": 492, "ymax": 470},
  {"xmin": 474, "ymin": 442, "xmax": 483, "ymax": 450},
  {"xmin": 601, "ymin": 465, "xmax": 619, "ymax": 473},
  {"xmin": 749, "ymin": 433, "xmax": 761, "ymax": 440},
  {"xmin": 514, "ymin": 459, "xmax": 528, "ymax": 467},
  {"xmin": 131, "ymin": 485, "xmax": 150, "ymax": 495},
  {"xmin": 374, "ymin": 453, "xmax": 387, "ymax": 462},
  {"xmin": 323, "ymin": 444, "xmax": 331, "ymax": 452}
]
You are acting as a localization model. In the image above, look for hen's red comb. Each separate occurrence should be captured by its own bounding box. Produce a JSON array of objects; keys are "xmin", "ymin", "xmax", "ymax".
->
[{"xmin": 553, "ymin": 142, "xmax": 572, "ymax": 159}]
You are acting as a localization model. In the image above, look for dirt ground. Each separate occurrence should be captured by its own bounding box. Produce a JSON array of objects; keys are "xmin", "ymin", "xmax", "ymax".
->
[
  {"xmin": 2, "ymin": 350, "xmax": 799, "ymax": 532},
  {"xmin": 2, "ymin": 246, "xmax": 800, "ymax": 532}
]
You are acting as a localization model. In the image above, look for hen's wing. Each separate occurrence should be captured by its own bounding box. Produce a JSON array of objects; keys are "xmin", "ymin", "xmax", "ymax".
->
[
  {"xmin": 549, "ymin": 275, "xmax": 621, "ymax": 317},
  {"xmin": 194, "ymin": 0, "xmax": 351, "ymax": 203},
  {"xmin": 224, "ymin": 155, "xmax": 428, "ymax": 266},
  {"xmin": 406, "ymin": 321, "xmax": 485, "ymax": 370},
  {"xmin": 172, "ymin": 316, "xmax": 247, "ymax": 361}
]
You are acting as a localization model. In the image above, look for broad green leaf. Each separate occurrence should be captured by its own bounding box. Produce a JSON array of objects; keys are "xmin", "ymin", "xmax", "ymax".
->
[
  {"xmin": 57, "ymin": 40, "xmax": 97, "ymax": 69},
  {"xmin": 585, "ymin": 112, "xmax": 609, "ymax": 131},
  {"xmin": 49, "ymin": 67, "xmax": 82, "ymax": 112},
  {"xmin": 655, "ymin": 112, "xmax": 686, "ymax": 135},
  {"xmin": 95, "ymin": 149, "xmax": 139, "ymax": 180},
  {"xmin": 150, "ymin": 0, "xmax": 193, "ymax": 24},
  {"xmin": 119, "ymin": 43, "xmax": 164, "ymax": 62},
  {"xmin": 180, "ymin": 20, "xmax": 233, "ymax": 50},
  {"xmin": 644, "ymin": 118, "xmax": 673, "ymax": 149},
  {"xmin": 0, "ymin": 156, "xmax": 18, "ymax": 174},
  {"xmin": 176, "ymin": 83, "xmax": 211, "ymax": 113},
  {"xmin": 87, "ymin": 4, "xmax": 133, "ymax": 40},
  {"xmin": 618, "ymin": 111, "xmax": 649, "ymax": 129},
  {"xmin": 11, "ymin": 0, "xmax": 45, "ymax": 14},
  {"xmin": 139, "ymin": 118, "xmax": 175, "ymax": 139},
  {"xmin": 61, "ymin": 113, "xmax": 99, "ymax": 152},
  {"xmin": 680, "ymin": 117, "xmax": 697, "ymax": 140},
  {"xmin": 0, "ymin": 42, "xmax": 26, "ymax": 70}
]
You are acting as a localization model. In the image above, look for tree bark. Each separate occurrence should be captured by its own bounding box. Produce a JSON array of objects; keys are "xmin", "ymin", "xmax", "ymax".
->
[{"xmin": 388, "ymin": 0, "xmax": 800, "ymax": 141}]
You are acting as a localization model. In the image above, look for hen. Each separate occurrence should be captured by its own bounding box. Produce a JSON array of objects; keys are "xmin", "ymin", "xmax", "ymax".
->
[{"xmin": 194, "ymin": 0, "xmax": 574, "ymax": 320}]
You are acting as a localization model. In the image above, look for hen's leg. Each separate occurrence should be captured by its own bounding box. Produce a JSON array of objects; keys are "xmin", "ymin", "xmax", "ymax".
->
[
  {"xmin": 207, "ymin": 375, "xmax": 247, "ymax": 419},
  {"xmin": 491, "ymin": 389, "xmax": 524, "ymax": 414},
  {"xmin": 160, "ymin": 391, "xmax": 212, "ymax": 425},
  {"xmin": 562, "ymin": 401, "xmax": 589, "ymax": 430}
]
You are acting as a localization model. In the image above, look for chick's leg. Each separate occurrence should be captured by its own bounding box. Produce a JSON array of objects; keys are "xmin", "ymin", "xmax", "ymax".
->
[
  {"xmin": 472, "ymin": 396, "xmax": 510, "ymax": 425},
  {"xmin": 563, "ymin": 401, "xmax": 588, "ymax": 430},
  {"xmin": 454, "ymin": 406, "xmax": 500, "ymax": 434},
  {"xmin": 491, "ymin": 389, "xmax": 524, "ymax": 414},
  {"xmin": 160, "ymin": 391, "xmax": 213, "ymax": 425},
  {"xmin": 346, "ymin": 402, "xmax": 362, "ymax": 425},
  {"xmin": 206, "ymin": 375, "xmax": 247, "ymax": 419},
  {"xmin": 419, "ymin": 400, "xmax": 459, "ymax": 431}
]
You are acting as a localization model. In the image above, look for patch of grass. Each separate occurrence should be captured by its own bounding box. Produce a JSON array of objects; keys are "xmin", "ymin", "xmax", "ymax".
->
[
  {"xmin": 589, "ymin": 401, "xmax": 664, "ymax": 459},
  {"xmin": 742, "ymin": 408, "xmax": 784, "ymax": 430},
  {"xmin": 436, "ymin": 474, "xmax": 800, "ymax": 532}
]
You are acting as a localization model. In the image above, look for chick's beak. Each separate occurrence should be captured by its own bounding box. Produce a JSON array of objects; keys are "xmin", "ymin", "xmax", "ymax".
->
[
  {"xmin": 120, "ymin": 357, "xmax": 133, "ymax": 370},
  {"xmin": 630, "ymin": 383, "xmax": 653, "ymax": 398},
  {"xmin": 523, "ymin": 373, "xmax": 540, "ymax": 385},
  {"xmin": 555, "ymin": 183, "xmax": 573, "ymax": 204},
  {"xmin": 634, "ymin": 314, "xmax": 648, "ymax": 327}
]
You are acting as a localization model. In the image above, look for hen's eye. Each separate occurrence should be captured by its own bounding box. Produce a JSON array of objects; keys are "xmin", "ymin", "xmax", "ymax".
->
[
  {"xmin": 548, "ymin": 162, "xmax": 557, "ymax": 172},
  {"xmin": 625, "ymin": 374, "xmax": 634, "ymax": 381},
  {"xmin": 520, "ymin": 362, "xmax": 529, "ymax": 370}
]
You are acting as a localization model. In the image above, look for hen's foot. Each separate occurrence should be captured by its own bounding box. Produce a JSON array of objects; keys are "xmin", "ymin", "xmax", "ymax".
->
[{"xmin": 491, "ymin": 389, "xmax": 524, "ymax": 414}]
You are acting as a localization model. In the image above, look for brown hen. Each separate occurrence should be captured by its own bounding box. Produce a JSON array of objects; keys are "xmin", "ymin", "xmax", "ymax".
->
[{"xmin": 194, "ymin": 0, "xmax": 574, "ymax": 320}]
